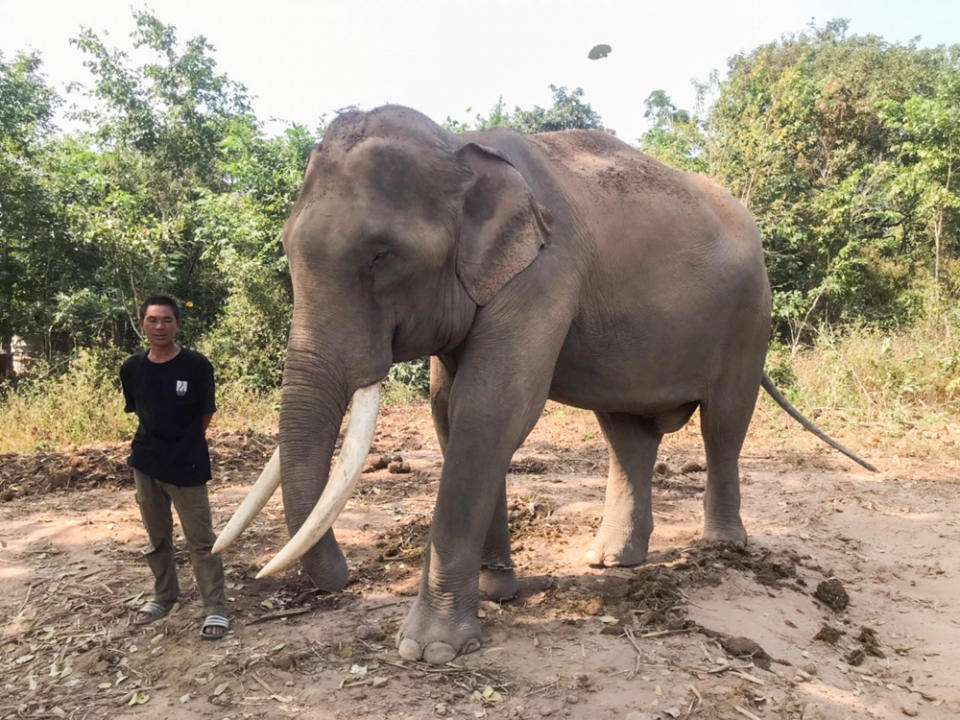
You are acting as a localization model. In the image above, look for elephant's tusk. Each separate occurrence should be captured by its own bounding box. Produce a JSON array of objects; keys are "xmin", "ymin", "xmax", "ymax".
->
[
  {"xmin": 212, "ymin": 447, "xmax": 281, "ymax": 554},
  {"xmin": 256, "ymin": 383, "xmax": 380, "ymax": 579}
]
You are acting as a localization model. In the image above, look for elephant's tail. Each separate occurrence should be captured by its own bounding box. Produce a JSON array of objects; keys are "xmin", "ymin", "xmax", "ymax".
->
[{"xmin": 761, "ymin": 373, "xmax": 878, "ymax": 473}]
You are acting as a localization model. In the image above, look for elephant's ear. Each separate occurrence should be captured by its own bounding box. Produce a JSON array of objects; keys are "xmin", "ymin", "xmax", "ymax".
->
[{"xmin": 455, "ymin": 142, "xmax": 551, "ymax": 306}]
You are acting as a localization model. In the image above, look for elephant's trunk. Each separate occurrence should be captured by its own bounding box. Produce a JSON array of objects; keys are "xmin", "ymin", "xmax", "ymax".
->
[
  {"xmin": 265, "ymin": 343, "xmax": 378, "ymax": 586},
  {"xmin": 259, "ymin": 382, "xmax": 379, "ymax": 579}
]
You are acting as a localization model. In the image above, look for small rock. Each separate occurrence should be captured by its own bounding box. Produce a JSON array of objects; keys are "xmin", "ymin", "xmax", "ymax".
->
[
  {"xmin": 388, "ymin": 460, "xmax": 411, "ymax": 474},
  {"xmin": 363, "ymin": 455, "xmax": 389, "ymax": 473},
  {"xmin": 435, "ymin": 702, "xmax": 448, "ymax": 716},
  {"xmin": 356, "ymin": 624, "xmax": 385, "ymax": 642},
  {"xmin": 270, "ymin": 652, "xmax": 296, "ymax": 671},
  {"xmin": 857, "ymin": 625, "xmax": 885, "ymax": 658},
  {"xmin": 654, "ymin": 462, "xmax": 673, "ymax": 476},
  {"xmin": 901, "ymin": 701, "xmax": 920, "ymax": 717},
  {"xmin": 582, "ymin": 597, "xmax": 603, "ymax": 615},
  {"xmin": 845, "ymin": 648, "xmax": 866, "ymax": 666},
  {"xmin": 564, "ymin": 695, "xmax": 579, "ymax": 704},
  {"xmin": 814, "ymin": 578, "xmax": 849, "ymax": 612},
  {"xmin": 371, "ymin": 676, "xmax": 388, "ymax": 688},
  {"xmin": 802, "ymin": 662, "xmax": 818, "ymax": 676},
  {"xmin": 720, "ymin": 636, "xmax": 772, "ymax": 670},
  {"xmin": 814, "ymin": 624, "xmax": 843, "ymax": 644},
  {"xmin": 801, "ymin": 705, "xmax": 826, "ymax": 720},
  {"xmin": 680, "ymin": 460, "xmax": 705, "ymax": 473}
]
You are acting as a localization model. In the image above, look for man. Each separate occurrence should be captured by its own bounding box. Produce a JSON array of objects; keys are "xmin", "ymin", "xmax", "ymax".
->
[{"xmin": 120, "ymin": 295, "xmax": 229, "ymax": 640}]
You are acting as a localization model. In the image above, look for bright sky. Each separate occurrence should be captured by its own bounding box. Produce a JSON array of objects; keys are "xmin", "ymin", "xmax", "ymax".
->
[{"xmin": 2, "ymin": 0, "xmax": 958, "ymax": 142}]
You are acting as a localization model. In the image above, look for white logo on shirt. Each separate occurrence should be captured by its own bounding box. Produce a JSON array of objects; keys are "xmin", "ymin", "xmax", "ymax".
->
[{"xmin": 176, "ymin": 380, "xmax": 188, "ymax": 396}]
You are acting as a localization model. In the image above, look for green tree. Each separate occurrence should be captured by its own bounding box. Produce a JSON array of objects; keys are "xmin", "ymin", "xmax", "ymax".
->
[
  {"xmin": 702, "ymin": 20, "xmax": 960, "ymax": 341},
  {"xmin": 880, "ymin": 67, "xmax": 960, "ymax": 309},
  {"xmin": 467, "ymin": 86, "xmax": 604, "ymax": 134},
  {"xmin": 511, "ymin": 85, "xmax": 603, "ymax": 133},
  {"xmin": 0, "ymin": 51, "xmax": 66, "ymax": 359},
  {"xmin": 638, "ymin": 89, "xmax": 707, "ymax": 172}
]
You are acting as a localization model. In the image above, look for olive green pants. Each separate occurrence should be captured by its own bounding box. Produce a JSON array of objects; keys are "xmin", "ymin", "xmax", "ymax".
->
[{"xmin": 133, "ymin": 469, "xmax": 227, "ymax": 616}]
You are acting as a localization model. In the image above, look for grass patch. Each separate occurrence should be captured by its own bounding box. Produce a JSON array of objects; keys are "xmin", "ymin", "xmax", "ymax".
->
[
  {"xmin": 757, "ymin": 310, "xmax": 960, "ymax": 461},
  {"xmin": 0, "ymin": 351, "xmax": 282, "ymax": 453},
  {"xmin": 0, "ymin": 349, "xmax": 136, "ymax": 453}
]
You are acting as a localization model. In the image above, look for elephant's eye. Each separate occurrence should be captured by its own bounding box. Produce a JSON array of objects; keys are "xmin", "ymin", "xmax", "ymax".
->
[{"xmin": 368, "ymin": 249, "xmax": 390, "ymax": 270}]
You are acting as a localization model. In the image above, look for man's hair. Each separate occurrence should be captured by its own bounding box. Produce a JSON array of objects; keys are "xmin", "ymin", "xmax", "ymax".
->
[{"xmin": 139, "ymin": 295, "xmax": 180, "ymax": 322}]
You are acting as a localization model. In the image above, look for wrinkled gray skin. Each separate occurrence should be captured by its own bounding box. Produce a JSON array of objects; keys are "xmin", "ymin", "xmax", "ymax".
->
[{"xmin": 279, "ymin": 106, "xmax": 770, "ymax": 664}]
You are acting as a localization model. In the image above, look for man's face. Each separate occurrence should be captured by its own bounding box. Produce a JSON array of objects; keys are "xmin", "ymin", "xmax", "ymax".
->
[{"xmin": 141, "ymin": 304, "xmax": 181, "ymax": 347}]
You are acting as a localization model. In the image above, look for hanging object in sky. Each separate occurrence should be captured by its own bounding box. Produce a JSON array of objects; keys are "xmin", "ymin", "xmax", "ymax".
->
[{"xmin": 588, "ymin": 44, "xmax": 612, "ymax": 60}]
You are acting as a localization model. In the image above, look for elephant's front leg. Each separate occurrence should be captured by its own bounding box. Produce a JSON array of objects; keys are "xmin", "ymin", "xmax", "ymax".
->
[
  {"xmin": 399, "ymin": 367, "xmax": 550, "ymax": 663},
  {"xmin": 430, "ymin": 357, "xmax": 517, "ymax": 602}
]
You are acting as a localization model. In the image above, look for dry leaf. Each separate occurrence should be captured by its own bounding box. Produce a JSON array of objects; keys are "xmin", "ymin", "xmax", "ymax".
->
[
  {"xmin": 128, "ymin": 691, "xmax": 150, "ymax": 705},
  {"xmin": 350, "ymin": 664, "xmax": 368, "ymax": 676},
  {"xmin": 482, "ymin": 685, "xmax": 504, "ymax": 702},
  {"xmin": 98, "ymin": 682, "xmax": 112, "ymax": 690},
  {"xmin": 213, "ymin": 682, "xmax": 229, "ymax": 696},
  {"xmin": 598, "ymin": 615, "xmax": 619, "ymax": 626},
  {"xmin": 655, "ymin": 685, "xmax": 663, "ymax": 696},
  {"xmin": 179, "ymin": 694, "xmax": 191, "ymax": 703}
]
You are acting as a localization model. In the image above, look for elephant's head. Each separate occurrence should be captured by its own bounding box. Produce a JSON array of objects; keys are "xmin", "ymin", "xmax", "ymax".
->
[{"xmin": 214, "ymin": 106, "xmax": 551, "ymax": 586}]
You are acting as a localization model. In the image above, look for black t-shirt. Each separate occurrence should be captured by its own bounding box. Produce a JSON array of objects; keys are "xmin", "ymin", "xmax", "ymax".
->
[{"xmin": 120, "ymin": 348, "xmax": 217, "ymax": 486}]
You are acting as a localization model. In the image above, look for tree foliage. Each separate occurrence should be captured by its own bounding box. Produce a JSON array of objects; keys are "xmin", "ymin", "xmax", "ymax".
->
[
  {"xmin": 4, "ymin": 11, "xmax": 960, "ymax": 397},
  {"xmin": 448, "ymin": 85, "xmax": 604, "ymax": 134},
  {"xmin": 2, "ymin": 11, "xmax": 318, "ymax": 388},
  {"xmin": 0, "ymin": 51, "xmax": 62, "ymax": 354},
  {"xmin": 641, "ymin": 20, "xmax": 960, "ymax": 343}
]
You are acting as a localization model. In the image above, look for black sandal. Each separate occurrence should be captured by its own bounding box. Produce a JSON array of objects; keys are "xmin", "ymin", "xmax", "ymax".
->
[
  {"xmin": 201, "ymin": 614, "xmax": 229, "ymax": 640},
  {"xmin": 133, "ymin": 601, "xmax": 173, "ymax": 626}
]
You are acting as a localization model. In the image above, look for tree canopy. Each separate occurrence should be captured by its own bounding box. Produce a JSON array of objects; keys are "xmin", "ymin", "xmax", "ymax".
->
[
  {"xmin": 640, "ymin": 20, "xmax": 960, "ymax": 342},
  {"xmin": 2, "ymin": 12, "xmax": 959, "ymax": 392}
]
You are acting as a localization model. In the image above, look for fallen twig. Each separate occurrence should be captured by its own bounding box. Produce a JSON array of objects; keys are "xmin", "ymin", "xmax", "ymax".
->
[
  {"xmin": 623, "ymin": 627, "xmax": 644, "ymax": 655},
  {"xmin": 735, "ymin": 705, "xmax": 762, "ymax": 720},
  {"xmin": 17, "ymin": 583, "xmax": 35, "ymax": 615},
  {"xmin": 524, "ymin": 680, "xmax": 559, "ymax": 697},
  {"xmin": 363, "ymin": 599, "xmax": 406, "ymax": 612},
  {"xmin": 641, "ymin": 627, "xmax": 696, "ymax": 639},
  {"xmin": 248, "ymin": 606, "xmax": 314, "ymax": 625},
  {"xmin": 730, "ymin": 669, "xmax": 765, "ymax": 685}
]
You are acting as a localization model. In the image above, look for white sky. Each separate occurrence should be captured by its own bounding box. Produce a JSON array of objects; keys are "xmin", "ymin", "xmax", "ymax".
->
[{"xmin": 2, "ymin": 0, "xmax": 958, "ymax": 142}]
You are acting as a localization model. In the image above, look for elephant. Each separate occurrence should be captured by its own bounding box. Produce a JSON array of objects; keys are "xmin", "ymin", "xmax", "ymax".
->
[{"xmin": 212, "ymin": 105, "xmax": 874, "ymax": 664}]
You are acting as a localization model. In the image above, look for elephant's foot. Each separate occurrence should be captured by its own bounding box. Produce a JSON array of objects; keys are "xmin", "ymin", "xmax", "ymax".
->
[
  {"xmin": 300, "ymin": 535, "xmax": 349, "ymax": 592},
  {"xmin": 397, "ymin": 597, "xmax": 482, "ymax": 664},
  {"xmin": 584, "ymin": 523, "xmax": 650, "ymax": 567},
  {"xmin": 479, "ymin": 564, "xmax": 518, "ymax": 601},
  {"xmin": 701, "ymin": 518, "xmax": 748, "ymax": 547}
]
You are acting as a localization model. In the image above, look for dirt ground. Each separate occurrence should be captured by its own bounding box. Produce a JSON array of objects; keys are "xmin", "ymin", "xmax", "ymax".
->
[{"xmin": 3, "ymin": 402, "xmax": 960, "ymax": 720}]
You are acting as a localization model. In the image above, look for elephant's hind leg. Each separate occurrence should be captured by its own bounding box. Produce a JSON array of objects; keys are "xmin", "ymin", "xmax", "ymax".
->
[
  {"xmin": 585, "ymin": 412, "xmax": 662, "ymax": 567},
  {"xmin": 429, "ymin": 357, "xmax": 517, "ymax": 601},
  {"xmin": 698, "ymin": 382, "xmax": 758, "ymax": 547},
  {"xmin": 478, "ymin": 483, "xmax": 518, "ymax": 601}
]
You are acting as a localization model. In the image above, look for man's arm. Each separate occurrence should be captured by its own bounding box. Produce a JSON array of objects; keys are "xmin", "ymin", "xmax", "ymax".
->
[{"xmin": 199, "ymin": 354, "xmax": 217, "ymax": 433}]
